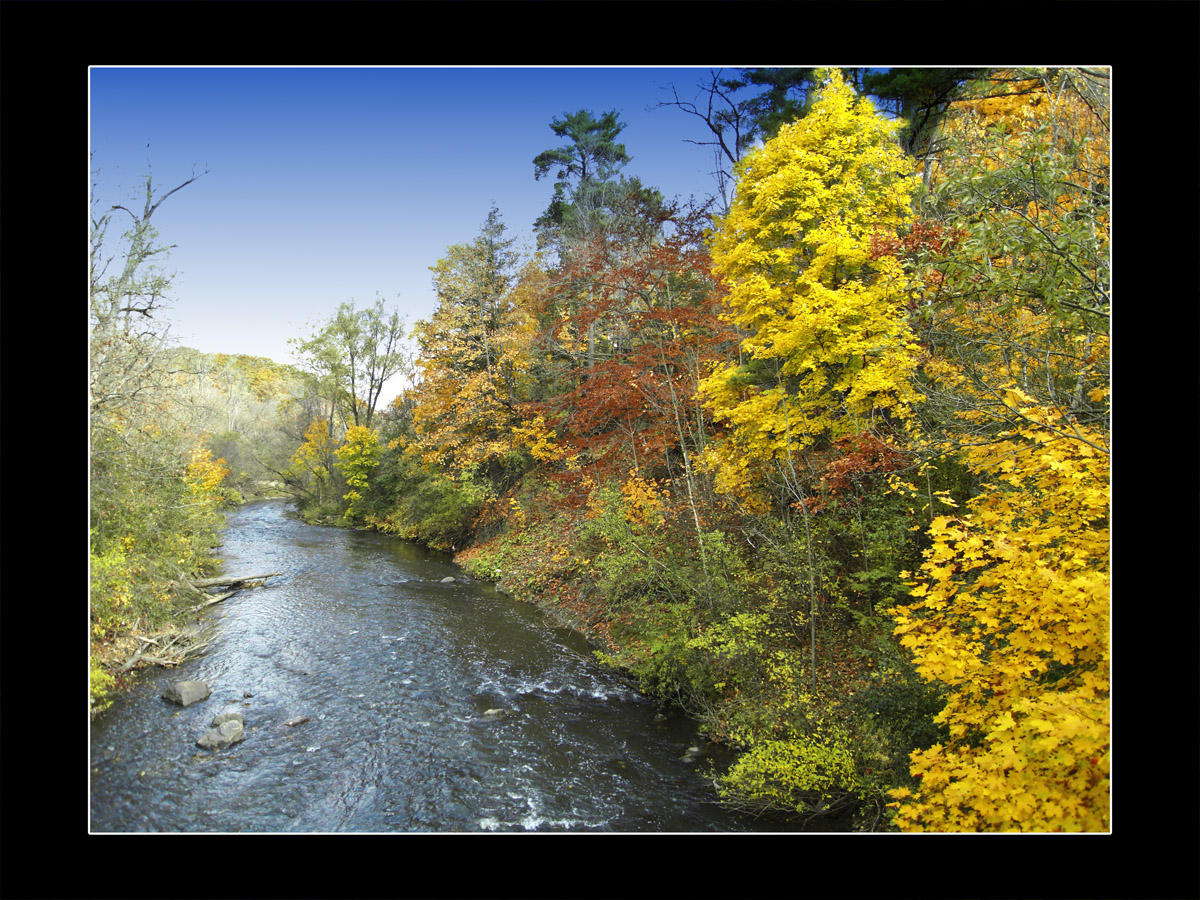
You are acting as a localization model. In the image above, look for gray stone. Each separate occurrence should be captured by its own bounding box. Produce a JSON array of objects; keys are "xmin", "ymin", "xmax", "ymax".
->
[
  {"xmin": 196, "ymin": 719, "xmax": 244, "ymax": 750},
  {"xmin": 284, "ymin": 716, "xmax": 310, "ymax": 727},
  {"xmin": 162, "ymin": 681, "xmax": 211, "ymax": 707},
  {"xmin": 211, "ymin": 710, "xmax": 244, "ymax": 727},
  {"xmin": 482, "ymin": 708, "xmax": 508, "ymax": 719},
  {"xmin": 440, "ymin": 576, "xmax": 456, "ymax": 584}
]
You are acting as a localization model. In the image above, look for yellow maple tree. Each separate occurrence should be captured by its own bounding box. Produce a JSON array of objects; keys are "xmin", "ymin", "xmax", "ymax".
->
[
  {"xmin": 700, "ymin": 68, "xmax": 923, "ymax": 506},
  {"xmin": 890, "ymin": 396, "xmax": 1109, "ymax": 831},
  {"xmin": 334, "ymin": 424, "xmax": 381, "ymax": 522}
]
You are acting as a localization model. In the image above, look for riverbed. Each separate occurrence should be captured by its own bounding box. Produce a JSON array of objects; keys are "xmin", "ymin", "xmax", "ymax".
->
[{"xmin": 89, "ymin": 499, "xmax": 813, "ymax": 832}]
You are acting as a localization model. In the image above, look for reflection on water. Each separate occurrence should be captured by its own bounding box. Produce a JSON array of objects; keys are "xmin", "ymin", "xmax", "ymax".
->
[{"xmin": 90, "ymin": 500, "xmax": 813, "ymax": 832}]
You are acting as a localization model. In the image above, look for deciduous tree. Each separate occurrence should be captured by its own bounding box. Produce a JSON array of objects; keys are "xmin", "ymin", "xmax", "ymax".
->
[
  {"xmin": 890, "ymin": 399, "xmax": 1109, "ymax": 831},
  {"xmin": 411, "ymin": 207, "xmax": 532, "ymax": 485},
  {"xmin": 901, "ymin": 67, "xmax": 1110, "ymax": 453},
  {"xmin": 878, "ymin": 67, "xmax": 1111, "ymax": 832},
  {"xmin": 89, "ymin": 167, "xmax": 231, "ymax": 713},
  {"xmin": 699, "ymin": 68, "xmax": 922, "ymax": 509},
  {"xmin": 334, "ymin": 424, "xmax": 382, "ymax": 523},
  {"xmin": 293, "ymin": 296, "xmax": 409, "ymax": 430}
]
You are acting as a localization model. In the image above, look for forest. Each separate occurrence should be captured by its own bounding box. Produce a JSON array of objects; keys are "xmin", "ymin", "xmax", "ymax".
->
[{"xmin": 90, "ymin": 67, "xmax": 1110, "ymax": 832}]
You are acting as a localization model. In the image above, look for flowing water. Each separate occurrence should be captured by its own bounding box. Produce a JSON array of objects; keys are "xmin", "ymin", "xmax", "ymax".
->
[{"xmin": 89, "ymin": 499, "xmax": 812, "ymax": 832}]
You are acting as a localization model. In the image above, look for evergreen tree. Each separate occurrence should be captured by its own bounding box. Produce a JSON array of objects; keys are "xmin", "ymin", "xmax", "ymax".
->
[
  {"xmin": 532, "ymin": 108, "xmax": 664, "ymax": 256},
  {"xmin": 412, "ymin": 207, "xmax": 532, "ymax": 485}
]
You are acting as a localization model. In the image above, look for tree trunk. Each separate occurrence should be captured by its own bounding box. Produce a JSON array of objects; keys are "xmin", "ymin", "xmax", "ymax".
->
[{"xmin": 190, "ymin": 572, "xmax": 282, "ymax": 589}]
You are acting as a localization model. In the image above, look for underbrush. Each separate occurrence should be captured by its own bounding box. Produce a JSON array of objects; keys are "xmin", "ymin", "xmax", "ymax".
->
[{"xmin": 89, "ymin": 451, "xmax": 236, "ymax": 717}]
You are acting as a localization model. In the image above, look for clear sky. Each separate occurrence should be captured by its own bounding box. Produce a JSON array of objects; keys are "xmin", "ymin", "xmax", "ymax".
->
[{"xmin": 89, "ymin": 66, "xmax": 736, "ymax": 385}]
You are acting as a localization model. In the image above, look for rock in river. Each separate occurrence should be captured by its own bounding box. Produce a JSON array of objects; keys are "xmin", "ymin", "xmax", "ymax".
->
[
  {"xmin": 211, "ymin": 710, "xmax": 244, "ymax": 727},
  {"xmin": 162, "ymin": 681, "xmax": 211, "ymax": 707},
  {"xmin": 197, "ymin": 718, "xmax": 245, "ymax": 750},
  {"xmin": 440, "ymin": 576, "xmax": 456, "ymax": 584}
]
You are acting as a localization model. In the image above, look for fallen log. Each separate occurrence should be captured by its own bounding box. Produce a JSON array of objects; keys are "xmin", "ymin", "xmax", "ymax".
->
[
  {"xmin": 119, "ymin": 646, "xmax": 148, "ymax": 673},
  {"xmin": 120, "ymin": 629, "xmax": 213, "ymax": 672},
  {"xmin": 119, "ymin": 645, "xmax": 181, "ymax": 672},
  {"xmin": 136, "ymin": 654, "xmax": 179, "ymax": 668},
  {"xmin": 190, "ymin": 572, "xmax": 282, "ymax": 590},
  {"xmin": 189, "ymin": 589, "xmax": 239, "ymax": 612}
]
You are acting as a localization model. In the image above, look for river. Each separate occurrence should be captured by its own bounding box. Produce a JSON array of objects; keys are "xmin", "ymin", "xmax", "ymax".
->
[{"xmin": 89, "ymin": 499, "xmax": 815, "ymax": 832}]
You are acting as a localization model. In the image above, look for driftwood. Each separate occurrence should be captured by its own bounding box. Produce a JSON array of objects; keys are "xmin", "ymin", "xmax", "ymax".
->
[
  {"xmin": 190, "ymin": 572, "xmax": 282, "ymax": 590},
  {"xmin": 189, "ymin": 589, "xmax": 239, "ymax": 612},
  {"xmin": 119, "ymin": 627, "xmax": 214, "ymax": 672},
  {"xmin": 119, "ymin": 573, "xmax": 282, "ymax": 672},
  {"xmin": 186, "ymin": 571, "xmax": 281, "ymax": 611}
]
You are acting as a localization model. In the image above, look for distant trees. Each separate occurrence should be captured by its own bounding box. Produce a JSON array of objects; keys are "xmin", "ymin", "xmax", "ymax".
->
[
  {"xmin": 292, "ymin": 297, "xmax": 410, "ymax": 431},
  {"xmin": 284, "ymin": 297, "xmax": 412, "ymax": 521},
  {"xmin": 167, "ymin": 348, "xmax": 305, "ymax": 496}
]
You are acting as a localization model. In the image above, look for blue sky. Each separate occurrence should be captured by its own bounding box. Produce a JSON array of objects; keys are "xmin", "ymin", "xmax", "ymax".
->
[{"xmin": 89, "ymin": 67, "xmax": 738, "ymax": 377}]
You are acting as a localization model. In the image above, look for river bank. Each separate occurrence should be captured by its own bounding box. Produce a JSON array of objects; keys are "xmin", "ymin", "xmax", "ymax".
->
[{"xmin": 90, "ymin": 485, "xmax": 292, "ymax": 719}]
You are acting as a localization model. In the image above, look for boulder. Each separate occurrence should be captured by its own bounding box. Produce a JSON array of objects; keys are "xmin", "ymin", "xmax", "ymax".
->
[
  {"xmin": 481, "ymin": 708, "xmax": 508, "ymax": 719},
  {"xmin": 284, "ymin": 715, "xmax": 310, "ymax": 727},
  {"xmin": 211, "ymin": 710, "xmax": 244, "ymax": 727},
  {"xmin": 440, "ymin": 576, "xmax": 456, "ymax": 584},
  {"xmin": 162, "ymin": 681, "xmax": 211, "ymax": 707},
  {"xmin": 196, "ymin": 718, "xmax": 244, "ymax": 750}
]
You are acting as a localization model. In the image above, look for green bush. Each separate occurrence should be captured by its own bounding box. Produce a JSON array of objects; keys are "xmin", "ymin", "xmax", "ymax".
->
[
  {"xmin": 717, "ymin": 726, "xmax": 859, "ymax": 814},
  {"xmin": 397, "ymin": 472, "xmax": 488, "ymax": 551}
]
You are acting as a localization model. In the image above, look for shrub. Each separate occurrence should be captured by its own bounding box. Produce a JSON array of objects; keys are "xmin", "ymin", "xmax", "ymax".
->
[
  {"xmin": 717, "ymin": 726, "xmax": 859, "ymax": 814},
  {"xmin": 398, "ymin": 472, "xmax": 488, "ymax": 551},
  {"xmin": 90, "ymin": 659, "xmax": 117, "ymax": 717}
]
